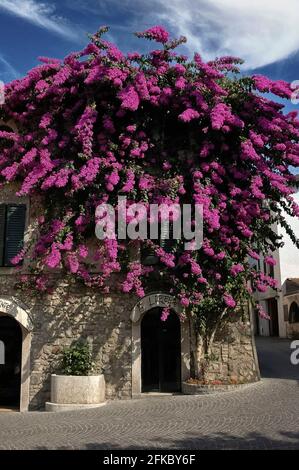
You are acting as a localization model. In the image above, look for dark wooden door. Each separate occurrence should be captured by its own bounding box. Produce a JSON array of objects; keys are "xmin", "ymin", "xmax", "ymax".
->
[
  {"xmin": 268, "ymin": 299, "xmax": 279, "ymax": 337},
  {"xmin": 0, "ymin": 316, "xmax": 22, "ymax": 408},
  {"xmin": 141, "ymin": 308, "xmax": 181, "ymax": 393},
  {"xmin": 255, "ymin": 307, "xmax": 260, "ymax": 336}
]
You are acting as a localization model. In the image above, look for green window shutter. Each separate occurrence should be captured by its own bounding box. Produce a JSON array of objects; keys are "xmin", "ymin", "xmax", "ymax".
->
[
  {"xmin": 0, "ymin": 205, "xmax": 6, "ymax": 266},
  {"xmin": 141, "ymin": 221, "xmax": 177, "ymax": 266},
  {"xmin": 4, "ymin": 204, "xmax": 26, "ymax": 267},
  {"xmin": 141, "ymin": 245, "xmax": 159, "ymax": 266},
  {"xmin": 160, "ymin": 221, "xmax": 175, "ymax": 253}
]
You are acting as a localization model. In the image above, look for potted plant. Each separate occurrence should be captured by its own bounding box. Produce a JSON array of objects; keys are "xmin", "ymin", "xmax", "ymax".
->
[{"xmin": 46, "ymin": 342, "xmax": 106, "ymax": 412}]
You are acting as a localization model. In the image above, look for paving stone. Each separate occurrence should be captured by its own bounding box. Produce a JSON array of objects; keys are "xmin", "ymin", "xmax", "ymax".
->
[{"xmin": 0, "ymin": 338, "xmax": 298, "ymax": 449}]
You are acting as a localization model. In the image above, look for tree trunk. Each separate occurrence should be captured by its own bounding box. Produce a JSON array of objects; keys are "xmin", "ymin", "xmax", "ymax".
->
[
  {"xmin": 195, "ymin": 331, "xmax": 204, "ymax": 378},
  {"xmin": 192, "ymin": 309, "xmax": 228, "ymax": 381},
  {"xmin": 195, "ymin": 330, "xmax": 215, "ymax": 382}
]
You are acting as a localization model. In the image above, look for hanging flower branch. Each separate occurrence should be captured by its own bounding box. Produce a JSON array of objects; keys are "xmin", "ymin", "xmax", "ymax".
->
[{"xmin": 0, "ymin": 25, "xmax": 298, "ymax": 327}]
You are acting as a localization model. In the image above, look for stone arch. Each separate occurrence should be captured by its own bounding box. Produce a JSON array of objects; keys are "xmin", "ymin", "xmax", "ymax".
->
[
  {"xmin": 0, "ymin": 297, "xmax": 33, "ymax": 331},
  {"xmin": 131, "ymin": 293, "xmax": 190, "ymax": 396},
  {"xmin": 0, "ymin": 119, "xmax": 18, "ymax": 133},
  {"xmin": 289, "ymin": 302, "xmax": 299, "ymax": 324},
  {"xmin": 0, "ymin": 296, "xmax": 32, "ymax": 411}
]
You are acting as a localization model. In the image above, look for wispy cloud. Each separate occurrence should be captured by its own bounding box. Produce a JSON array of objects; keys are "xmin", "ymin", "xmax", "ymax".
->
[
  {"xmin": 0, "ymin": 0, "xmax": 79, "ymax": 41},
  {"xmin": 82, "ymin": 0, "xmax": 299, "ymax": 70},
  {"xmin": 156, "ymin": 0, "xmax": 299, "ymax": 70},
  {"xmin": 0, "ymin": 54, "xmax": 19, "ymax": 82}
]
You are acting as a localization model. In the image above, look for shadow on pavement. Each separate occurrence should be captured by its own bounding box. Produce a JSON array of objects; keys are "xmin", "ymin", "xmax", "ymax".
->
[
  {"xmin": 32, "ymin": 428, "xmax": 299, "ymax": 450},
  {"xmin": 255, "ymin": 337, "xmax": 299, "ymax": 381}
]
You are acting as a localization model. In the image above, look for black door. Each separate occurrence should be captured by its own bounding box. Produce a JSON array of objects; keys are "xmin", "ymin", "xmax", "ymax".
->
[
  {"xmin": 141, "ymin": 308, "xmax": 181, "ymax": 393},
  {"xmin": 0, "ymin": 316, "xmax": 22, "ymax": 408},
  {"xmin": 268, "ymin": 299, "xmax": 279, "ymax": 337},
  {"xmin": 255, "ymin": 307, "xmax": 260, "ymax": 336}
]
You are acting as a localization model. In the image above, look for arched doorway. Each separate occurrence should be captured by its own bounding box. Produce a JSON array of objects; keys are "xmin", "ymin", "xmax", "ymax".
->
[
  {"xmin": 141, "ymin": 307, "xmax": 181, "ymax": 393},
  {"xmin": 289, "ymin": 302, "xmax": 299, "ymax": 324},
  {"xmin": 131, "ymin": 293, "xmax": 190, "ymax": 397},
  {"xmin": 0, "ymin": 297, "xmax": 32, "ymax": 411},
  {"xmin": 0, "ymin": 315, "xmax": 22, "ymax": 408}
]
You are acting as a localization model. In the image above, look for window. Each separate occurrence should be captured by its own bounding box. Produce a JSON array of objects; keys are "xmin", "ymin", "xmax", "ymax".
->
[
  {"xmin": 141, "ymin": 222, "xmax": 177, "ymax": 266},
  {"xmin": 263, "ymin": 259, "xmax": 274, "ymax": 278},
  {"xmin": 289, "ymin": 302, "xmax": 299, "ymax": 324},
  {"xmin": 0, "ymin": 204, "xmax": 26, "ymax": 267},
  {"xmin": 268, "ymin": 264, "xmax": 275, "ymax": 278}
]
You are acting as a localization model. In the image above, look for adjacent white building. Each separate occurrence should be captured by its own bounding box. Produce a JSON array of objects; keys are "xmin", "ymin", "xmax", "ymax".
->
[
  {"xmin": 252, "ymin": 229, "xmax": 286, "ymax": 338},
  {"xmin": 279, "ymin": 184, "xmax": 299, "ymax": 285},
  {"xmin": 282, "ymin": 278, "xmax": 299, "ymax": 338},
  {"xmin": 254, "ymin": 175, "xmax": 299, "ymax": 338},
  {"xmin": 279, "ymin": 175, "xmax": 299, "ymax": 338}
]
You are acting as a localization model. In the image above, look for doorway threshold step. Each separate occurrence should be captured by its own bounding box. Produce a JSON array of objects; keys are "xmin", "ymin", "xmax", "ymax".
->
[
  {"xmin": 0, "ymin": 407, "xmax": 19, "ymax": 412},
  {"xmin": 133, "ymin": 392, "xmax": 182, "ymax": 399}
]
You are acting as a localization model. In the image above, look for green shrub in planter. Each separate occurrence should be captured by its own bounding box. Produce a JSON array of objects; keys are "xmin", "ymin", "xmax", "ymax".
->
[{"xmin": 61, "ymin": 342, "xmax": 94, "ymax": 376}]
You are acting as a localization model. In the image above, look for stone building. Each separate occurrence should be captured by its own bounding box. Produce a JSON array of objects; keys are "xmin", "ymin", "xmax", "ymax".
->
[
  {"xmin": 282, "ymin": 278, "xmax": 299, "ymax": 338},
  {"xmin": 0, "ymin": 122, "xmax": 260, "ymax": 411},
  {"xmin": 0, "ymin": 182, "xmax": 260, "ymax": 411},
  {"xmin": 251, "ymin": 175, "xmax": 299, "ymax": 339},
  {"xmin": 276, "ymin": 174, "xmax": 299, "ymax": 338},
  {"xmin": 251, "ymin": 238, "xmax": 286, "ymax": 338},
  {"xmin": 279, "ymin": 175, "xmax": 299, "ymax": 285}
]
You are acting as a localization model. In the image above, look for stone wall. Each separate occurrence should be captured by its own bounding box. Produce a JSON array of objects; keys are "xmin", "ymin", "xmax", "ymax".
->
[
  {"xmin": 284, "ymin": 293, "xmax": 299, "ymax": 338},
  {"xmin": 0, "ymin": 275, "xmax": 135, "ymax": 409},
  {"xmin": 0, "ymin": 272, "xmax": 260, "ymax": 408},
  {"xmin": 0, "ymin": 187, "xmax": 260, "ymax": 409},
  {"xmin": 190, "ymin": 316, "xmax": 260, "ymax": 385}
]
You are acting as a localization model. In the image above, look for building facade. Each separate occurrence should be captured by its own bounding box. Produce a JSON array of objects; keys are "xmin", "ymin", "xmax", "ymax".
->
[
  {"xmin": 278, "ymin": 175, "xmax": 299, "ymax": 338},
  {"xmin": 279, "ymin": 176, "xmax": 299, "ymax": 285},
  {"xmin": 0, "ymin": 180, "xmax": 263, "ymax": 411},
  {"xmin": 251, "ymin": 229, "xmax": 286, "ymax": 338},
  {"xmin": 282, "ymin": 278, "xmax": 299, "ymax": 338}
]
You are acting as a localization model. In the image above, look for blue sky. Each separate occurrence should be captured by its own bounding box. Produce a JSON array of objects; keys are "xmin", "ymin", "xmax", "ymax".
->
[{"xmin": 0, "ymin": 0, "xmax": 298, "ymax": 116}]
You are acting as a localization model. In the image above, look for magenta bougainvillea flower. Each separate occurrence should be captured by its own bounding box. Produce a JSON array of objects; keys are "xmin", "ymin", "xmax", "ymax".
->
[{"xmin": 0, "ymin": 25, "xmax": 298, "ymax": 321}]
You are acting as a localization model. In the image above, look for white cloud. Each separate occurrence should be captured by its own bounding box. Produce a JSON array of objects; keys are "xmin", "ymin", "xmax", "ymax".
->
[
  {"xmin": 153, "ymin": 0, "xmax": 299, "ymax": 69},
  {"xmin": 0, "ymin": 0, "xmax": 78, "ymax": 41},
  {"xmin": 92, "ymin": 0, "xmax": 299, "ymax": 70},
  {"xmin": 0, "ymin": 54, "xmax": 19, "ymax": 81},
  {"xmin": 1, "ymin": 1, "xmax": 299, "ymax": 69}
]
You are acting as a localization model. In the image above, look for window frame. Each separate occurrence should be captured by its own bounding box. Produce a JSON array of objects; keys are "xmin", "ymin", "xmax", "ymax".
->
[{"xmin": 0, "ymin": 203, "xmax": 27, "ymax": 268}]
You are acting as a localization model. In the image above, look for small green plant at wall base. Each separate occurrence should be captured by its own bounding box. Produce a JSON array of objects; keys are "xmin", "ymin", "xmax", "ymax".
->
[{"xmin": 61, "ymin": 342, "xmax": 94, "ymax": 376}]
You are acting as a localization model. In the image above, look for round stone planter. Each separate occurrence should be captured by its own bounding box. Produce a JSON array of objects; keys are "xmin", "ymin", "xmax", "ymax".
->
[
  {"xmin": 182, "ymin": 381, "xmax": 254, "ymax": 395},
  {"xmin": 45, "ymin": 374, "xmax": 106, "ymax": 412}
]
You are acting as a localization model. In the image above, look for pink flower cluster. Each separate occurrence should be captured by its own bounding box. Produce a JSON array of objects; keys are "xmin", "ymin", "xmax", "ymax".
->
[
  {"xmin": 136, "ymin": 26, "xmax": 169, "ymax": 44},
  {"xmin": 0, "ymin": 24, "xmax": 298, "ymax": 319}
]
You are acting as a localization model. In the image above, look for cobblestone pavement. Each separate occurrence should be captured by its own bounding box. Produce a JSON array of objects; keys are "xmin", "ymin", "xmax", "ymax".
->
[{"xmin": 0, "ymin": 337, "xmax": 298, "ymax": 450}]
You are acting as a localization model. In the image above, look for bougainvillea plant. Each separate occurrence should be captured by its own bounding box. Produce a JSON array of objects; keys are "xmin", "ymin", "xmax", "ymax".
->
[{"xmin": 1, "ymin": 26, "xmax": 299, "ymax": 370}]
